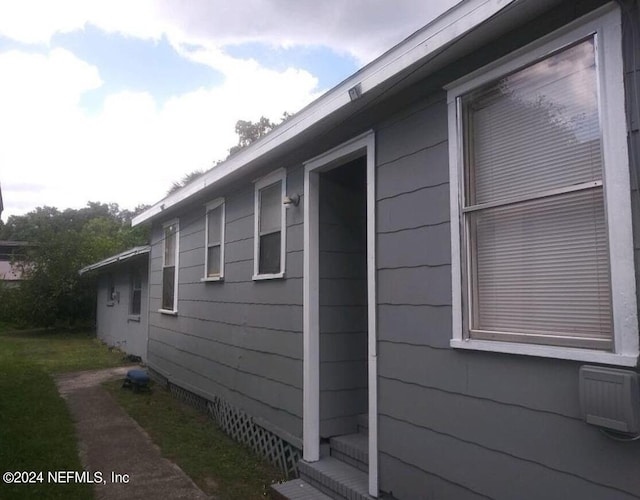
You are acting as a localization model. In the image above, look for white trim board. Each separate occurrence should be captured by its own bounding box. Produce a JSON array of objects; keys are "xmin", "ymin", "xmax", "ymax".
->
[
  {"xmin": 446, "ymin": 4, "xmax": 638, "ymax": 366},
  {"xmin": 160, "ymin": 218, "xmax": 180, "ymax": 314},
  {"xmin": 303, "ymin": 131, "xmax": 378, "ymax": 497},
  {"xmin": 253, "ymin": 168, "xmax": 287, "ymax": 280},
  {"xmin": 203, "ymin": 197, "xmax": 225, "ymax": 282}
]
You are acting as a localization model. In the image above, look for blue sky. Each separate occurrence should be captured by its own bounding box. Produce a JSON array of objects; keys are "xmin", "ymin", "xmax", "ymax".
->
[
  {"xmin": 0, "ymin": 0, "xmax": 460, "ymax": 221},
  {"xmin": 53, "ymin": 27, "xmax": 226, "ymax": 113}
]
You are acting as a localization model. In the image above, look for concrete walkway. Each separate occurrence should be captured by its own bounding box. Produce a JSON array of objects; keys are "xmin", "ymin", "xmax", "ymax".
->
[{"xmin": 55, "ymin": 366, "xmax": 210, "ymax": 500}]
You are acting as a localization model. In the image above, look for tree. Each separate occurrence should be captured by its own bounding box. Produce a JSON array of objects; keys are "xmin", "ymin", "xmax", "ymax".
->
[
  {"xmin": 228, "ymin": 116, "xmax": 276, "ymax": 156},
  {"xmin": 0, "ymin": 202, "xmax": 150, "ymax": 328},
  {"xmin": 167, "ymin": 170, "xmax": 205, "ymax": 195},
  {"xmin": 167, "ymin": 112, "xmax": 292, "ymax": 194}
]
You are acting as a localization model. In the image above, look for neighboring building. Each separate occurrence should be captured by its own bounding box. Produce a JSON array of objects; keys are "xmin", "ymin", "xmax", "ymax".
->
[
  {"xmin": 0, "ymin": 240, "xmax": 30, "ymax": 286},
  {"xmin": 0, "ymin": 182, "xmax": 4, "ymax": 218},
  {"xmin": 131, "ymin": 1, "xmax": 640, "ymax": 499},
  {"xmin": 79, "ymin": 246, "xmax": 149, "ymax": 360}
]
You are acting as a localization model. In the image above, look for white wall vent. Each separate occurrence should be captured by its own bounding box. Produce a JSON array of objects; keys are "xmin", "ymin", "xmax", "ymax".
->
[{"xmin": 579, "ymin": 365, "xmax": 639, "ymax": 434}]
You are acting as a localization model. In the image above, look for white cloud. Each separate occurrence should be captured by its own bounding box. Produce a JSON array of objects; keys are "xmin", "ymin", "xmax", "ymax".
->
[
  {"xmin": 0, "ymin": 1, "xmax": 461, "ymax": 220},
  {"xmin": 0, "ymin": 45, "xmax": 320, "ymax": 220},
  {"xmin": 0, "ymin": 0, "xmax": 461, "ymax": 63}
]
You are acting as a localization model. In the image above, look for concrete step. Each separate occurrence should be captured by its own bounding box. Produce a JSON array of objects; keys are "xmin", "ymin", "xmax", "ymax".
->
[
  {"xmin": 357, "ymin": 413, "xmax": 368, "ymax": 435},
  {"xmin": 298, "ymin": 457, "xmax": 373, "ymax": 500},
  {"xmin": 330, "ymin": 433, "xmax": 368, "ymax": 473},
  {"xmin": 271, "ymin": 478, "xmax": 334, "ymax": 500}
]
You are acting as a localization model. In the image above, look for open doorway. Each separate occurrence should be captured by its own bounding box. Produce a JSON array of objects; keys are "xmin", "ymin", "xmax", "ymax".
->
[
  {"xmin": 303, "ymin": 131, "xmax": 378, "ymax": 496},
  {"xmin": 318, "ymin": 157, "xmax": 368, "ymax": 438}
]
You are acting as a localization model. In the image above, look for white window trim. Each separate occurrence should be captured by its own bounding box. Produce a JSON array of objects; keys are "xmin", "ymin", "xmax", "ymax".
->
[
  {"xmin": 202, "ymin": 198, "xmax": 225, "ymax": 282},
  {"xmin": 159, "ymin": 218, "xmax": 179, "ymax": 315},
  {"xmin": 253, "ymin": 168, "xmax": 287, "ymax": 280},
  {"xmin": 128, "ymin": 268, "xmax": 143, "ymax": 318},
  {"xmin": 446, "ymin": 4, "xmax": 639, "ymax": 367},
  {"xmin": 106, "ymin": 273, "xmax": 115, "ymax": 307},
  {"xmin": 302, "ymin": 131, "xmax": 378, "ymax": 496}
]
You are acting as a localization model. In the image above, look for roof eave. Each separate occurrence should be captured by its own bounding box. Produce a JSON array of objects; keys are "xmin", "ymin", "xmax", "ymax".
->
[{"xmin": 78, "ymin": 246, "xmax": 150, "ymax": 275}]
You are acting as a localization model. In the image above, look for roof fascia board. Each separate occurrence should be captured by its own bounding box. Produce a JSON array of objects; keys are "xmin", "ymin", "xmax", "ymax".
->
[
  {"xmin": 132, "ymin": 0, "xmax": 516, "ymax": 226},
  {"xmin": 79, "ymin": 246, "xmax": 150, "ymax": 275}
]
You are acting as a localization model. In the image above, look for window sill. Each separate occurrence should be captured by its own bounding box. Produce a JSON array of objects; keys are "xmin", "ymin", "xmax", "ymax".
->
[
  {"xmin": 158, "ymin": 308, "xmax": 178, "ymax": 316},
  {"xmin": 450, "ymin": 338, "xmax": 638, "ymax": 367},
  {"xmin": 106, "ymin": 302, "xmax": 115, "ymax": 307},
  {"xmin": 127, "ymin": 315, "xmax": 141, "ymax": 323},
  {"xmin": 252, "ymin": 272, "xmax": 285, "ymax": 281},
  {"xmin": 201, "ymin": 276, "xmax": 224, "ymax": 283}
]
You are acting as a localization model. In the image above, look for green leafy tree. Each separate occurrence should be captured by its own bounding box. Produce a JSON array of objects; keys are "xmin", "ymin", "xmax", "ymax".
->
[
  {"xmin": 227, "ymin": 113, "xmax": 292, "ymax": 157},
  {"xmin": 0, "ymin": 202, "xmax": 149, "ymax": 328},
  {"xmin": 167, "ymin": 170, "xmax": 205, "ymax": 195}
]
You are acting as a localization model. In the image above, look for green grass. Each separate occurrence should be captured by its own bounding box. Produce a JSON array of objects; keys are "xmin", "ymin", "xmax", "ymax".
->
[
  {"xmin": 104, "ymin": 380, "xmax": 285, "ymax": 499},
  {"xmin": 0, "ymin": 328, "xmax": 127, "ymax": 499}
]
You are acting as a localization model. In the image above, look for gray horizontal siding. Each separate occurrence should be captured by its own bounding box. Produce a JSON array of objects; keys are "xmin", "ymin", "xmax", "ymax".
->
[
  {"xmin": 379, "ymin": 376, "xmax": 640, "ymax": 495},
  {"xmin": 377, "ymin": 266, "xmax": 452, "ymax": 306},
  {"xmin": 176, "ymin": 300, "xmax": 302, "ymax": 332},
  {"xmin": 149, "ymin": 326, "xmax": 300, "ymax": 388},
  {"xmin": 379, "ymin": 452, "xmax": 490, "ymax": 500},
  {"xmin": 320, "ymin": 305, "xmax": 368, "ymax": 333},
  {"xmin": 148, "ymin": 348, "xmax": 302, "ymax": 437},
  {"xmin": 377, "ymin": 139, "xmax": 449, "ymax": 201},
  {"xmin": 379, "ymin": 414, "xmax": 638, "ymax": 500},
  {"xmin": 373, "ymin": 30, "xmax": 640, "ymax": 498},
  {"xmin": 377, "ymin": 223, "xmax": 450, "ymax": 269},
  {"xmin": 146, "ymin": 166, "xmax": 305, "ymax": 442},
  {"xmin": 376, "ymin": 96, "xmax": 447, "ymax": 167},
  {"xmin": 377, "ymin": 304, "xmax": 451, "ymax": 348},
  {"xmin": 377, "ymin": 182, "xmax": 450, "ymax": 234},
  {"xmin": 319, "ymin": 360, "xmax": 367, "ymax": 391},
  {"xmin": 177, "ymin": 280, "xmax": 302, "ymax": 305}
]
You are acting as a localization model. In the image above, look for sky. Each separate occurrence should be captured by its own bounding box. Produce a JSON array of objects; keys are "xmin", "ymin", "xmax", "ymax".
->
[{"xmin": 0, "ymin": 0, "xmax": 461, "ymax": 222}]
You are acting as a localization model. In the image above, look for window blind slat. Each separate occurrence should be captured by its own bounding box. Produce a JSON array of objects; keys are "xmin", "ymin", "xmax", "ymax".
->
[
  {"xmin": 207, "ymin": 206, "xmax": 222, "ymax": 246},
  {"xmin": 260, "ymin": 182, "xmax": 281, "ymax": 234},
  {"xmin": 465, "ymin": 38, "xmax": 601, "ymax": 205},
  {"xmin": 471, "ymin": 188, "xmax": 611, "ymax": 338}
]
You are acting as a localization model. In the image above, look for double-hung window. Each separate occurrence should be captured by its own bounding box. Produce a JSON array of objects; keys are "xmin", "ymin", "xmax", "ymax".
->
[
  {"xmin": 204, "ymin": 198, "xmax": 225, "ymax": 280},
  {"xmin": 129, "ymin": 269, "xmax": 142, "ymax": 316},
  {"xmin": 161, "ymin": 219, "xmax": 179, "ymax": 313},
  {"xmin": 106, "ymin": 273, "xmax": 115, "ymax": 306},
  {"xmin": 254, "ymin": 168, "xmax": 286, "ymax": 279},
  {"xmin": 447, "ymin": 6, "xmax": 638, "ymax": 365}
]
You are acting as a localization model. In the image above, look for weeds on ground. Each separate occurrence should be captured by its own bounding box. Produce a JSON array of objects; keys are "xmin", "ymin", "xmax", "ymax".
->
[{"xmin": 105, "ymin": 380, "xmax": 285, "ymax": 499}]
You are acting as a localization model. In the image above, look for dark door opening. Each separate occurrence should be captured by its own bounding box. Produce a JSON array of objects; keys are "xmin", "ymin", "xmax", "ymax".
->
[{"xmin": 318, "ymin": 156, "xmax": 368, "ymax": 439}]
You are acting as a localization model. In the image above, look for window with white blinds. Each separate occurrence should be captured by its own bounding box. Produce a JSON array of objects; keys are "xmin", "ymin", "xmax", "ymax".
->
[
  {"xmin": 204, "ymin": 199, "xmax": 225, "ymax": 280},
  {"xmin": 161, "ymin": 220, "xmax": 179, "ymax": 312},
  {"xmin": 460, "ymin": 37, "xmax": 613, "ymax": 349},
  {"xmin": 448, "ymin": 6, "xmax": 639, "ymax": 364}
]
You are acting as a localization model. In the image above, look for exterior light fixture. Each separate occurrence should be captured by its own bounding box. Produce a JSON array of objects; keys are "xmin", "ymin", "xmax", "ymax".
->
[
  {"xmin": 348, "ymin": 83, "xmax": 362, "ymax": 101},
  {"xmin": 283, "ymin": 194, "xmax": 300, "ymax": 207}
]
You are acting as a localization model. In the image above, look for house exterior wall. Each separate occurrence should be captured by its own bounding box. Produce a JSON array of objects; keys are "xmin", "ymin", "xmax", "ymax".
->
[
  {"xmin": 96, "ymin": 263, "xmax": 148, "ymax": 360},
  {"xmin": 147, "ymin": 166, "xmax": 306, "ymax": 440},
  {"xmin": 374, "ymin": 2, "xmax": 640, "ymax": 499},
  {"xmin": 142, "ymin": 2, "xmax": 640, "ymax": 499}
]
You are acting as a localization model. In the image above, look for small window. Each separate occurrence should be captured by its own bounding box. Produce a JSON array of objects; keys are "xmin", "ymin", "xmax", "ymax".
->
[
  {"xmin": 447, "ymin": 7, "xmax": 638, "ymax": 365},
  {"xmin": 204, "ymin": 199, "xmax": 225, "ymax": 280},
  {"xmin": 130, "ymin": 269, "xmax": 142, "ymax": 316},
  {"xmin": 254, "ymin": 169, "xmax": 286, "ymax": 279},
  {"xmin": 106, "ymin": 273, "xmax": 115, "ymax": 305},
  {"xmin": 161, "ymin": 220, "xmax": 179, "ymax": 312}
]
